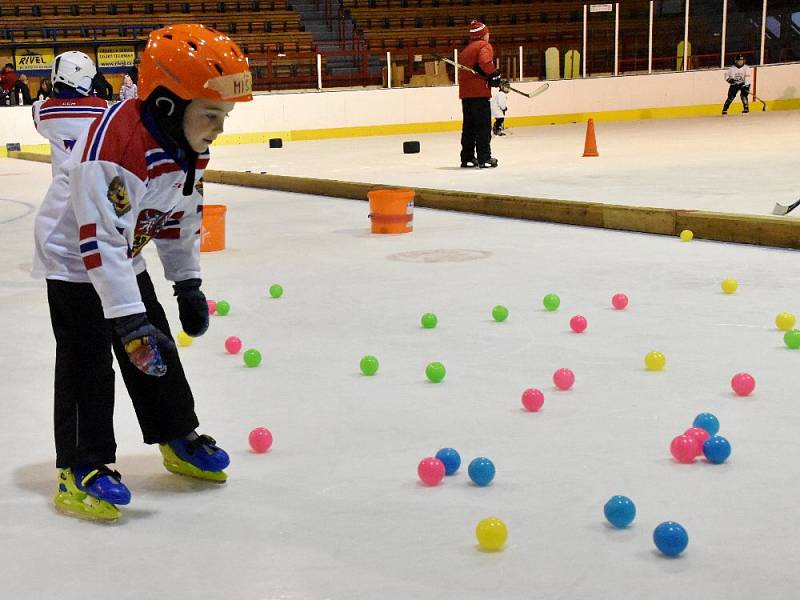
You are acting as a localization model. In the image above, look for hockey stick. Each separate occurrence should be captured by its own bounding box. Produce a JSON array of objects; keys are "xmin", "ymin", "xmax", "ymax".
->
[
  {"xmin": 772, "ymin": 198, "xmax": 800, "ymax": 216},
  {"xmin": 433, "ymin": 54, "xmax": 549, "ymax": 99},
  {"xmin": 750, "ymin": 92, "xmax": 767, "ymax": 112}
]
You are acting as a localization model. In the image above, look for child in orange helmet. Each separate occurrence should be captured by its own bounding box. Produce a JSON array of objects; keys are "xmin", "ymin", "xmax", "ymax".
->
[{"xmin": 34, "ymin": 24, "xmax": 252, "ymax": 521}]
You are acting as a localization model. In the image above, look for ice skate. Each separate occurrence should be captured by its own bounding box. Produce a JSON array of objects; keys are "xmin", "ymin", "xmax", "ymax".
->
[
  {"xmin": 160, "ymin": 433, "xmax": 229, "ymax": 483},
  {"xmin": 53, "ymin": 466, "xmax": 131, "ymax": 522},
  {"xmin": 478, "ymin": 158, "xmax": 498, "ymax": 168},
  {"xmin": 461, "ymin": 160, "xmax": 478, "ymax": 168}
]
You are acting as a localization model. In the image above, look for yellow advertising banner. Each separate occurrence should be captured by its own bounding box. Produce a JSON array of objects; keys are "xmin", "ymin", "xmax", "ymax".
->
[
  {"xmin": 97, "ymin": 46, "xmax": 136, "ymax": 69},
  {"xmin": 15, "ymin": 48, "xmax": 55, "ymax": 72}
]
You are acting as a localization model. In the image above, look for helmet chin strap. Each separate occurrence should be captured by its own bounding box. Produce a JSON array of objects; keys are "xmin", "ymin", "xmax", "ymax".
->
[{"xmin": 145, "ymin": 87, "xmax": 198, "ymax": 196}]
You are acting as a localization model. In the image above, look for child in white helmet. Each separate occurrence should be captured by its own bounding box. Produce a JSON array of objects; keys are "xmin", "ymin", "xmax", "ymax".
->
[{"xmin": 32, "ymin": 51, "xmax": 107, "ymax": 177}]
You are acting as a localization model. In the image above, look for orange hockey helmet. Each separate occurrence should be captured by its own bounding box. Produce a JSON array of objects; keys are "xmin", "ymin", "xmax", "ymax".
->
[{"xmin": 138, "ymin": 24, "xmax": 252, "ymax": 103}]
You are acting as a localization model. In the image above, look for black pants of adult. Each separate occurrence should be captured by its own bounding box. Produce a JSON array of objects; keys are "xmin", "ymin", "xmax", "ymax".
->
[
  {"xmin": 723, "ymin": 83, "xmax": 750, "ymax": 112},
  {"xmin": 47, "ymin": 271, "xmax": 199, "ymax": 469},
  {"xmin": 460, "ymin": 97, "xmax": 492, "ymax": 163}
]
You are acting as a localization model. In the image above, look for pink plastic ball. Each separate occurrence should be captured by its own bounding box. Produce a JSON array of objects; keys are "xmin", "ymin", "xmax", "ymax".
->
[
  {"xmin": 569, "ymin": 315, "xmax": 588, "ymax": 333},
  {"xmin": 684, "ymin": 427, "xmax": 710, "ymax": 454},
  {"xmin": 225, "ymin": 336, "xmax": 243, "ymax": 354},
  {"xmin": 670, "ymin": 434, "xmax": 698, "ymax": 464},
  {"xmin": 521, "ymin": 388, "xmax": 544, "ymax": 412},
  {"xmin": 207, "ymin": 300, "xmax": 217, "ymax": 315},
  {"xmin": 731, "ymin": 372, "xmax": 755, "ymax": 396},
  {"xmin": 612, "ymin": 293, "xmax": 629, "ymax": 310},
  {"xmin": 417, "ymin": 457, "xmax": 446, "ymax": 486},
  {"xmin": 249, "ymin": 427, "xmax": 273, "ymax": 453},
  {"xmin": 553, "ymin": 368, "xmax": 575, "ymax": 390}
]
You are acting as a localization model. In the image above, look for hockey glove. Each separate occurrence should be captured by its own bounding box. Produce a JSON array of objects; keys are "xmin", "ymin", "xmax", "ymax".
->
[
  {"xmin": 173, "ymin": 278, "xmax": 209, "ymax": 337},
  {"xmin": 488, "ymin": 72, "xmax": 504, "ymax": 88},
  {"xmin": 114, "ymin": 313, "xmax": 174, "ymax": 377}
]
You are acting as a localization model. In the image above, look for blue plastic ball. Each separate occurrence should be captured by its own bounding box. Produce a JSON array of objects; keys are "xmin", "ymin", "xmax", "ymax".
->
[
  {"xmin": 435, "ymin": 448, "xmax": 461, "ymax": 476},
  {"xmin": 692, "ymin": 413, "xmax": 720, "ymax": 436},
  {"xmin": 468, "ymin": 457, "xmax": 495, "ymax": 487},
  {"xmin": 653, "ymin": 521, "xmax": 689, "ymax": 557},
  {"xmin": 604, "ymin": 495, "xmax": 636, "ymax": 528},
  {"xmin": 703, "ymin": 435, "xmax": 731, "ymax": 464}
]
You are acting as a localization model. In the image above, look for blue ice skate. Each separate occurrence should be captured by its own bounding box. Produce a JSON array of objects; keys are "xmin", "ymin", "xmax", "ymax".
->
[
  {"xmin": 159, "ymin": 433, "xmax": 229, "ymax": 483},
  {"xmin": 54, "ymin": 466, "xmax": 131, "ymax": 521}
]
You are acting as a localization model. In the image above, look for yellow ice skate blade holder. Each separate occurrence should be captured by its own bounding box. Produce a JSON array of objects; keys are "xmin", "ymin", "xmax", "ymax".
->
[
  {"xmin": 53, "ymin": 468, "xmax": 121, "ymax": 522},
  {"xmin": 159, "ymin": 444, "xmax": 228, "ymax": 483}
]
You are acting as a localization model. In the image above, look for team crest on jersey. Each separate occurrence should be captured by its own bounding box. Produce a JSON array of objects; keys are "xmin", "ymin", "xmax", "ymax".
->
[
  {"xmin": 107, "ymin": 176, "xmax": 131, "ymax": 216},
  {"xmin": 131, "ymin": 209, "xmax": 169, "ymax": 256}
]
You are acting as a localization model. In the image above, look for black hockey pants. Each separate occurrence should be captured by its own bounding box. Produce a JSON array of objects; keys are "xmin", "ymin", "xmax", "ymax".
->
[
  {"xmin": 47, "ymin": 271, "xmax": 199, "ymax": 468},
  {"xmin": 461, "ymin": 98, "xmax": 492, "ymax": 163},
  {"xmin": 723, "ymin": 83, "xmax": 750, "ymax": 112}
]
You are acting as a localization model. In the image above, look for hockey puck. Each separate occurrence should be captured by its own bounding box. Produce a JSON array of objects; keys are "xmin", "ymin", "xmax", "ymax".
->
[
  {"xmin": 269, "ymin": 138, "xmax": 283, "ymax": 148},
  {"xmin": 403, "ymin": 141, "xmax": 420, "ymax": 154}
]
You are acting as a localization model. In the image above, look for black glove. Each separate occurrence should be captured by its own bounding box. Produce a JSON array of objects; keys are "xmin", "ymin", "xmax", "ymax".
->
[
  {"xmin": 502, "ymin": 108, "xmax": 507, "ymax": 114},
  {"xmin": 114, "ymin": 313, "xmax": 175, "ymax": 377},
  {"xmin": 173, "ymin": 278, "xmax": 209, "ymax": 337},
  {"xmin": 488, "ymin": 72, "xmax": 503, "ymax": 87}
]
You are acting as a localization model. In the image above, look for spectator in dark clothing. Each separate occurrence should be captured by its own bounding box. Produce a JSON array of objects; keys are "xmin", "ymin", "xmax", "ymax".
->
[
  {"xmin": 128, "ymin": 64, "xmax": 139, "ymax": 86},
  {"xmin": 36, "ymin": 78, "xmax": 53, "ymax": 101},
  {"xmin": 13, "ymin": 73, "xmax": 32, "ymax": 105},
  {"xmin": 92, "ymin": 69, "xmax": 113, "ymax": 100}
]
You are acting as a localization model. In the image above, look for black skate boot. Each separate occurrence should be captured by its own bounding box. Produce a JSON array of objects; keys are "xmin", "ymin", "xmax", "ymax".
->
[
  {"xmin": 478, "ymin": 158, "xmax": 498, "ymax": 169},
  {"xmin": 460, "ymin": 159, "xmax": 478, "ymax": 168}
]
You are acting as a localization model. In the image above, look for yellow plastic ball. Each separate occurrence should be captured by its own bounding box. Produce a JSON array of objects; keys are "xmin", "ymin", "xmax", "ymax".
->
[
  {"xmin": 679, "ymin": 229, "xmax": 694, "ymax": 242},
  {"xmin": 476, "ymin": 517, "xmax": 508, "ymax": 551},
  {"xmin": 776, "ymin": 312, "xmax": 797, "ymax": 332},
  {"xmin": 721, "ymin": 278, "xmax": 738, "ymax": 294},
  {"xmin": 177, "ymin": 331, "xmax": 193, "ymax": 347},
  {"xmin": 645, "ymin": 351, "xmax": 666, "ymax": 371}
]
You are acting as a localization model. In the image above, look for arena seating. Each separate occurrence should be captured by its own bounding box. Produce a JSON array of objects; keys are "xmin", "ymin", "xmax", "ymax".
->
[{"xmin": 0, "ymin": 1, "xmax": 314, "ymax": 54}]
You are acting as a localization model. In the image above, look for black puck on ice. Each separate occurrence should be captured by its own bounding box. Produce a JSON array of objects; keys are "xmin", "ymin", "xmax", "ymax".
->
[
  {"xmin": 269, "ymin": 138, "xmax": 283, "ymax": 148},
  {"xmin": 403, "ymin": 141, "xmax": 420, "ymax": 154}
]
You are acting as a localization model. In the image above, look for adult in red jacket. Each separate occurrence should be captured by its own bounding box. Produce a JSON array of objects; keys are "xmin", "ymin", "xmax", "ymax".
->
[{"xmin": 458, "ymin": 21, "xmax": 502, "ymax": 168}]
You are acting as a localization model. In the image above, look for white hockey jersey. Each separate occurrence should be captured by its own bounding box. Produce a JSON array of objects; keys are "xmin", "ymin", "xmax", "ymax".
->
[
  {"xmin": 725, "ymin": 65, "xmax": 752, "ymax": 86},
  {"xmin": 491, "ymin": 90, "xmax": 508, "ymax": 118},
  {"xmin": 33, "ymin": 99, "xmax": 209, "ymax": 319},
  {"xmin": 32, "ymin": 96, "xmax": 108, "ymax": 176}
]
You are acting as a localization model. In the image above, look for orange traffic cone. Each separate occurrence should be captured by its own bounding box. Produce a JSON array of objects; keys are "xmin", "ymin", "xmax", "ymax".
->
[{"xmin": 582, "ymin": 118, "xmax": 599, "ymax": 157}]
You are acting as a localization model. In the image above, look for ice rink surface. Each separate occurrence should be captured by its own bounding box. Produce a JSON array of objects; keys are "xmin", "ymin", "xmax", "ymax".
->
[
  {"xmin": 1, "ymin": 112, "xmax": 800, "ymax": 599},
  {"xmin": 210, "ymin": 110, "xmax": 800, "ymax": 215}
]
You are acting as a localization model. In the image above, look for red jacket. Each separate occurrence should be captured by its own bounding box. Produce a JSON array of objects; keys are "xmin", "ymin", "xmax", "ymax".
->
[
  {"xmin": 458, "ymin": 40, "xmax": 495, "ymax": 99},
  {"xmin": 0, "ymin": 68, "xmax": 17, "ymax": 92}
]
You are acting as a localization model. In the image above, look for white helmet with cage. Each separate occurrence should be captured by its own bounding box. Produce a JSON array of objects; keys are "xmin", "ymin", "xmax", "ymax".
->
[{"xmin": 52, "ymin": 51, "xmax": 96, "ymax": 96}]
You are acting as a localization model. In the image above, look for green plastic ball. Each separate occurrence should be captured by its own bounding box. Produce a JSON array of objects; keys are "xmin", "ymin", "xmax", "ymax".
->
[
  {"xmin": 216, "ymin": 300, "xmax": 231, "ymax": 316},
  {"xmin": 426, "ymin": 362, "xmax": 446, "ymax": 383},
  {"xmin": 492, "ymin": 305, "xmax": 509, "ymax": 322},
  {"xmin": 360, "ymin": 355, "xmax": 379, "ymax": 376},
  {"xmin": 784, "ymin": 329, "xmax": 800, "ymax": 350},
  {"xmin": 421, "ymin": 313, "xmax": 438, "ymax": 329},
  {"xmin": 543, "ymin": 293, "xmax": 561, "ymax": 311},
  {"xmin": 243, "ymin": 348, "xmax": 262, "ymax": 367},
  {"xmin": 269, "ymin": 284, "xmax": 283, "ymax": 299}
]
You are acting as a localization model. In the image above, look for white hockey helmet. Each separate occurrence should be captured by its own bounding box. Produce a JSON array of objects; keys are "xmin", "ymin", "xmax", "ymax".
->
[{"xmin": 52, "ymin": 51, "xmax": 96, "ymax": 96}]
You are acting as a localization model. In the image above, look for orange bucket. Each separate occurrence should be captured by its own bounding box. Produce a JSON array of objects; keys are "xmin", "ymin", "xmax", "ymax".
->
[
  {"xmin": 200, "ymin": 204, "xmax": 227, "ymax": 252},
  {"xmin": 367, "ymin": 189, "xmax": 414, "ymax": 234}
]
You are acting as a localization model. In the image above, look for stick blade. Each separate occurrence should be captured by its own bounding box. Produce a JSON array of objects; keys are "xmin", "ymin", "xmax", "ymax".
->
[{"xmin": 773, "ymin": 203, "xmax": 789, "ymax": 216}]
